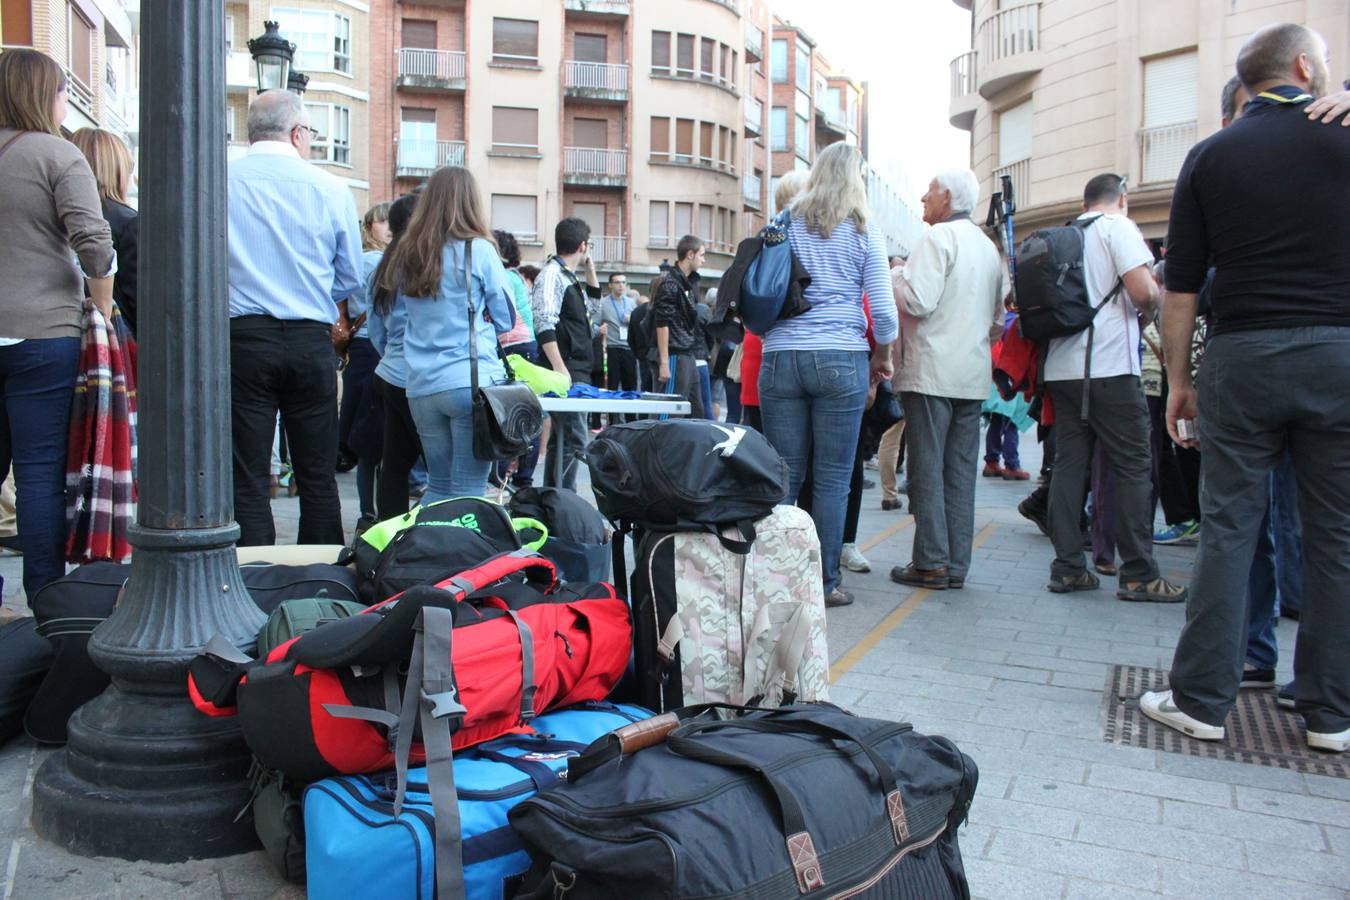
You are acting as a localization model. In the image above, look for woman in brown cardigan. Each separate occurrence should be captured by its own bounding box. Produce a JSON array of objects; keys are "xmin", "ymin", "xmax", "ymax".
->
[{"xmin": 0, "ymin": 49, "xmax": 115, "ymax": 600}]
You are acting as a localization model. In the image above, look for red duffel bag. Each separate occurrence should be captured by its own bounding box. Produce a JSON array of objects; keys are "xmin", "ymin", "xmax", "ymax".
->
[{"xmin": 187, "ymin": 551, "xmax": 632, "ymax": 781}]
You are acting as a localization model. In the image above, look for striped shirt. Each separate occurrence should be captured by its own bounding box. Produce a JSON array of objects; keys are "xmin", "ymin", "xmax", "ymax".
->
[
  {"xmin": 762, "ymin": 215, "xmax": 898, "ymax": 353},
  {"xmin": 227, "ymin": 142, "xmax": 363, "ymax": 324}
]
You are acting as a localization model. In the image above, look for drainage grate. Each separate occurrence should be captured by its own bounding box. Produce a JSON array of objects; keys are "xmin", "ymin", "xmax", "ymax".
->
[{"xmin": 1103, "ymin": 665, "xmax": 1349, "ymax": 779}]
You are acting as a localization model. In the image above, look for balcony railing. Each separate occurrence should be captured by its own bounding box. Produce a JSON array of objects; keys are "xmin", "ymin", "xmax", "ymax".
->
[
  {"xmin": 396, "ymin": 139, "xmax": 466, "ymax": 178},
  {"xmin": 67, "ymin": 70, "xmax": 95, "ymax": 115},
  {"xmin": 589, "ymin": 235, "xmax": 626, "ymax": 262},
  {"xmin": 950, "ymin": 50, "xmax": 977, "ymax": 101},
  {"xmin": 744, "ymin": 97, "xmax": 763, "ymax": 134},
  {"xmin": 743, "ymin": 173, "xmax": 762, "ymax": 209},
  {"xmin": 1140, "ymin": 121, "xmax": 1197, "ymax": 184},
  {"xmin": 563, "ymin": 146, "xmax": 628, "ymax": 178},
  {"xmin": 746, "ymin": 23, "xmax": 764, "ymax": 61},
  {"xmin": 993, "ymin": 158, "xmax": 1030, "ymax": 209},
  {"xmin": 563, "ymin": 60, "xmax": 628, "ymax": 92},
  {"xmin": 650, "ymin": 151, "xmax": 735, "ymax": 177},
  {"xmin": 979, "ymin": 2, "xmax": 1040, "ymax": 67},
  {"xmin": 563, "ymin": 0, "xmax": 630, "ymax": 15},
  {"xmin": 397, "ymin": 48, "xmax": 466, "ymax": 82}
]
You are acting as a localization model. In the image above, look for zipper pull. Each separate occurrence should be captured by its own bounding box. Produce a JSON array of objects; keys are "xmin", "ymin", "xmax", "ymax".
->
[{"xmin": 555, "ymin": 630, "xmax": 574, "ymax": 659}]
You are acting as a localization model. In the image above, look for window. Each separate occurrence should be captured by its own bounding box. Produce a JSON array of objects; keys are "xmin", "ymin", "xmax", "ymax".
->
[
  {"xmin": 700, "ymin": 38, "xmax": 715, "ymax": 81},
  {"xmin": 700, "ymin": 122, "xmax": 714, "ymax": 165},
  {"xmin": 226, "ymin": 106, "xmax": 236, "ymax": 143},
  {"xmin": 68, "ymin": 6, "xmax": 94, "ymax": 89},
  {"xmin": 676, "ymin": 34, "xmax": 694, "ymax": 77},
  {"xmin": 1, "ymin": 0, "xmax": 33, "ymax": 45},
  {"xmin": 718, "ymin": 125, "xmax": 729, "ymax": 166},
  {"xmin": 795, "ymin": 89, "xmax": 810, "ymax": 119},
  {"xmin": 492, "ymin": 107, "xmax": 539, "ymax": 154},
  {"xmin": 399, "ymin": 108, "xmax": 437, "ymax": 170},
  {"xmin": 306, "ymin": 103, "xmax": 352, "ymax": 165},
  {"xmin": 698, "ymin": 205, "xmax": 713, "ymax": 243},
  {"xmin": 650, "ymin": 201, "xmax": 670, "ymax": 244},
  {"xmin": 827, "ymin": 87, "xmax": 842, "ymax": 117},
  {"xmin": 998, "ymin": 99, "xmax": 1032, "ymax": 164},
  {"xmin": 492, "ymin": 195, "xmax": 538, "ymax": 242},
  {"xmin": 673, "ymin": 202, "xmax": 693, "ymax": 238},
  {"xmin": 795, "ymin": 111, "xmax": 809, "ymax": 155},
  {"xmin": 770, "ymin": 39, "xmax": 787, "ymax": 82},
  {"xmin": 274, "ymin": 8, "xmax": 350, "ymax": 74},
  {"xmin": 795, "ymin": 45, "xmax": 810, "ymax": 92},
  {"xmin": 574, "ymin": 33, "xmax": 607, "ymax": 64},
  {"xmin": 720, "ymin": 44, "xmax": 730, "ymax": 84},
  {"xmin": 652, "ymin": 31, "xmax": 671, "ymax": 73},
  {"xmin": 493, "ymin": 18, "xmax": 538, "ymax": 65},
  {"xmin": 402, "ymin": 19, "xmax": 436, "ymax": 50},
  {"xmin": 224, "ymin": 13, "xmax": 235, "ymax": 52},
  {"xmin": 573, "ymin": 117, "xmax": 608, "ymax": 149},
  {"xmin": 650, "ymin": 116, "xmax": 670, "ymax": 158},
  {"xmin": 573, "ymin": 202, "xmax": 607, "ymax": 237},
  {"xmin": 675, "ymin": 118, "xmax": 694, "ymax": 163},
  {"xmin": 1143, "ymin": 52, "xmax": 1198, "ymax": 127},
  {"xmin": 770, "ymin": 107, "xmax": 787, "ymax": 151}
]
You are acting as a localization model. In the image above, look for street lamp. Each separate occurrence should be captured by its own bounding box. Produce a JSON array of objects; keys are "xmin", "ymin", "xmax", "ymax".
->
[
  {"xmin": 247, "ymin": 20, "xmax": 293, "ymax": 93},
  {"xmin": 287, "ymin": 68, "xmax": 309, "ymax": 95}
]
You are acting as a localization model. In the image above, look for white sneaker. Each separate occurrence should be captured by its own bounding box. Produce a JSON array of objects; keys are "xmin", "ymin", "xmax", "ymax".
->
[
  {"xmin": 840, "ymin": 543, "xmax": 870, "ymax": 573},
  {"xmin": 1139, "ymin": 690, "xmax": 1225, "ymax": 741},
  {"xmin": 1307, "ymin": 727, "xmax": 1350, "ymax": 753}
]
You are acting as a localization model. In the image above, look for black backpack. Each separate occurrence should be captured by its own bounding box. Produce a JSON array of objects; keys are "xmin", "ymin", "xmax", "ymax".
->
[
  {"xmin": 628, "ymin": 303, "xmax": 653, "ymax": 360},
  {"xmin": 1014, "ymin": 216, "xmax": 1123, "ymax": 342}
]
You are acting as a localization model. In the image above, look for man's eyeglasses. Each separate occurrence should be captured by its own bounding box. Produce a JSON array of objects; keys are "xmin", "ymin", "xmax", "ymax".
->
[{"xmin": 294, "ymin": 125, "xmax": 319, "ymax": 139}]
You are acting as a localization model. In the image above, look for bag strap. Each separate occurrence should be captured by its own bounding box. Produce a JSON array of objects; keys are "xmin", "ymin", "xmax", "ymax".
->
[
  {"xmin": 350, "ymin": 312, "xmax": 368, "ymax": 333},
  {"xmin": 1079, "ymin": 277, "xmax": 1125, "ymax": 421},
  {"xmin": 465, "ymin": 240, "xmax": 480, "ymax": 400}
]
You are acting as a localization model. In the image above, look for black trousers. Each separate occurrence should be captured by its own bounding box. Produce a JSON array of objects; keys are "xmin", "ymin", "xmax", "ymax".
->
[
  {"xmin": 376, "ymin": 375, "xmax": 423, "ymax": 521},
  {"xmin": 1147, "ymin": 389, "xmax": 1201, "ymax": 525},
  {"xmin": 606, "ymin": 346, "xmax": 639, "ymax": 422},
  {"xmin": 230, "ymin": 317, "xmax": 342, "ymax": 546}
]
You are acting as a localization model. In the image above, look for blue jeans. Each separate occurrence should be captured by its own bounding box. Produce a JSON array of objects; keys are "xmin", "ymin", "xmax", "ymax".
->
[
  {"xmin": 759, "ymin": 349, "xmax": 869, "ymax": 595},
  {"xmin": 696, "ymin": 361, "xmax": 713, "ymax": 421},
  {"xmin": 408, "ymin": 387, "xmax": 491, "ymax": 503},
  {"xmin": 983, "ymin": 413, "xmax": 1020, "ymax": 468},
  {"xmin": 0, "ymin": 337, "xmax": 81, "ymax": 599},
  {"xmin": 1245, "ymin": 451, "xmax": 1302, "ymax": 669}
]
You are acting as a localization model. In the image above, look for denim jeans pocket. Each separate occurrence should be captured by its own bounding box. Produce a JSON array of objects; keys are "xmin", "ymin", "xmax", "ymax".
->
[{"xmin": 812, "ymin": 351, "xmax": 864, "ymax": 400}]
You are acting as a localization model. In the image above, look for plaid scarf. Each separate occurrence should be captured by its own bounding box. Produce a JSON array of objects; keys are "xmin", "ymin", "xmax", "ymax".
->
[{"xmin": 65, "ymin": 302, "xmax": 138, "ymax": 563}]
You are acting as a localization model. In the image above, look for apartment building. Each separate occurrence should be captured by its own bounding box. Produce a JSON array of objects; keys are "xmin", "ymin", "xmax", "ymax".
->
[
  {"xmin": 948, "ymin": 0, "xmax": 1350, "ymax": 242},
  {"xmin": 226, "ymin": 0, "xmax": 374, "ymax": 208},
  {"xmin": 1, "ymin": 0, "xmax": 138, "ymax": 145}
]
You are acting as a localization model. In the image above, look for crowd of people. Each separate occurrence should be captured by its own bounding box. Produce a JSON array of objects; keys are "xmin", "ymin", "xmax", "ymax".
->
[{"xmin": 0, "ymin": 22, "xmax": 1347, "ymax": 751}]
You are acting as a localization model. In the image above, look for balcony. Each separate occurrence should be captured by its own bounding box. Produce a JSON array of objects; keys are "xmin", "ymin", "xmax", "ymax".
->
[
  {"xmin": 562, "ymin": 147, "xmax": 628, "ymax": 186},
  {"xmin": 976, "ymin": 2, "xmax": 1043, "ymax": 98},
  {"xmin": 563, "ymin": 61, "xmax": 629, "ymax": 103},
  {"xmin": 1139, "ymin": 121, "xmax": 1197, "ymax": 185},
  {"xmin": 948, "ymin": 50, "xmax": 978, "ymax": 130},
  {"xmin": 588, "ymin": 235, "xmax": 627, "ymax": 263},
  {"xmin": 952, "ymin": 0, "xmax": 972, "ymax": 8},
  {"xmin": 745, "ymin": 23, "xmax": 764, "ymax": 63},
  {"xmin": 815, "ymin": 105, "xmax": 846, "ymax": 138},
  {"xmin": 993, "ymin": 158, "xmax": 1030, "ymax": 209},
  {"xmin": 396, "ymin": 139, "xmax": 466, "ymax": 179},
  {"xmin": 743, "ymin": 173, "xmax": 762, "ymax": 211},
  {"xmin": 225, "ymin": 49, "xmax": 253, "ymax": 93},
  {"xmin": 396, "ymin": 48, "xmax": 466, "ymax": 92},
  {"xmin": 744, "ymin": 98, "xmax": 762, "ymax": 136},
  {"xmin": 562, "ymin": 0, "xmax": 630, "ymax": 16},
  {"xmin": 650, "ymin": 151, "xmax": 737, "ymax": 179}
]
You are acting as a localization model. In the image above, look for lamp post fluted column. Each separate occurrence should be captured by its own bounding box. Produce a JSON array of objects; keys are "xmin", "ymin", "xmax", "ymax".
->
[{"xmin": 31, "ymin": 0, "xmax": 267, "ymax": 861}]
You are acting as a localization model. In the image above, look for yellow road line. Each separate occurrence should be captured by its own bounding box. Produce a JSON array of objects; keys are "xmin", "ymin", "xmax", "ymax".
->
[
  {"xmin": 829, "ymin": 521, "xmax": 1000, "ymax": 684},
  {"xmin": 858, "ymin": 515, "xmax": 914, "ymax": 553}
]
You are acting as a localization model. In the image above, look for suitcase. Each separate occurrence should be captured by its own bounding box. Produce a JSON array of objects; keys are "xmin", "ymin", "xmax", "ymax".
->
[
  {"xmin": 304, "ymin": 702, "xmax": 653, "ymax": 900},
  {"xmin": 510, "ymin": 703, "xmax": 979, "ymax": 900},
  {"xmin": 0, "ymin": 618, "xmax": 54, "ymax": 745},
  {"xmin": 26, "ymin": 561, "xmax": 360, "ymax": 744},
  {"xmin": 625, "ymin": 505, "xmax": 831, "ymax": 712}
]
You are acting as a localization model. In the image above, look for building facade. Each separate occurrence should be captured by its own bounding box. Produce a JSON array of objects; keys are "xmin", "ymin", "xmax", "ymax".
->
[
  {"xmin": 948, "ymin": 0, "xmax": 1350, "ymax": 242},
  {"xmin": 226, "ymin": 0, "xmax": 374, "ymax": 208},
  {"xmin": 1, "ymin": 0, "xmax": 138, "ymax": 146}
]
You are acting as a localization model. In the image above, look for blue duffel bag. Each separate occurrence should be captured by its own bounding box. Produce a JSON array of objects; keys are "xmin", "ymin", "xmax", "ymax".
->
[{"xmin": 303, "ymin": 701, "xmax": 652, "ymax": 900}]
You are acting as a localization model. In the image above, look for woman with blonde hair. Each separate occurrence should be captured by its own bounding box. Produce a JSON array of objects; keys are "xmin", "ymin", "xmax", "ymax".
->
[
  {"xmin": 71, "ymin": 128, "xmax": 138, "ymax": 333},
  {"xmin": 0, "ymin": 50, "xmax": 115, "ymax": 598},
  {"xmin": 382, "ymin": 167, "xmax": 516, "ymax": 501},
  {"xmin": 758, "ymin": 142, "xmax": 897, "ymax": 607}
]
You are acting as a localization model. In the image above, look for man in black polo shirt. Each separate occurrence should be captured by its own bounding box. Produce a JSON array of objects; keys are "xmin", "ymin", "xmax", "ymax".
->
[{"xmin": 1141, "ymin": 23, "xmax": 1350, "ymax": 753}]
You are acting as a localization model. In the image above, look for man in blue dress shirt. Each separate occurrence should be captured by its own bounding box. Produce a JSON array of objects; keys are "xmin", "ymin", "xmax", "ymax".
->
[{"xmin": 227, "ymin": 91, "xmax": 363, "ymax": 546}]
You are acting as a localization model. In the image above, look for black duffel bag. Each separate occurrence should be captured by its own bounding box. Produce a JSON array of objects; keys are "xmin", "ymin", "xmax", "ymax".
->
[
  {"xmin": 509, "ymin": 703, "xmax": 978, "ymax": 899},
  {"xmin": 586, "ymin": 419, "xmax": 788, "ymax": 536},
  {"xmin": 509, "ymin": 486, "xmax": 612, "ymax": 583}
]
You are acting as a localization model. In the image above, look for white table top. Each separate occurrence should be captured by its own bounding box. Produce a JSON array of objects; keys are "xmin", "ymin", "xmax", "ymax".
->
[{"xmin": 538, "ymin": 397, "xmax": 692, "ymax": 415}]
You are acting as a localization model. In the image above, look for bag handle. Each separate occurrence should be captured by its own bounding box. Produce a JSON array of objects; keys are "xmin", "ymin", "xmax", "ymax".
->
[{"xmin": 369, "ymin": 549, "xmax": 557, "ymax": 612}]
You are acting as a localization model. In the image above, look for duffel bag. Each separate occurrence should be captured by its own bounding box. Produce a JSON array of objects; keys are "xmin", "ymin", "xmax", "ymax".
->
[
  {"xmin": 508, "ymin": 486, "xmax": 611, "ymax": 584},
  {"xmin": 0, "ymin": 618, "xmax": 54, "ymax": 745},
  {"xmin": 344, "ymin": 496, "xmax": 547, "ymax": 603},
  {"xmin": 188, "ymin": 552, "xmax": 632, "ymax": 781},
  {"xmin": 26, "ymin": 561, "xmax": 359, "ymax": 744},
  {"xmin": 623, "ymin": 505, "xmax": 830, "ymax": 713},
  {"xmin": 510, "ymin": 703, "xmax": 979, "ymax": 900},
  {"xmin": 586, "ymin": 419, "xmax": 788, "ymax": 534},
  {"xmin": 305, "ymin": 701, "xmax": 652, "ymax": 900}
]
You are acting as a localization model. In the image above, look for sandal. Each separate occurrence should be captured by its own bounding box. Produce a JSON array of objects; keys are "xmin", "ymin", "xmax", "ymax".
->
[
  {"xmin": 1094, "ymin": 563, "xmax": 1118, "ymax": 576},
  {"xmin": 1117, "ymin": 577, "xmax": 1188, "ymax": 604},
  {"xmin": 1047, "ymin": 571, "xmax": 1100, "ymax": 594}
]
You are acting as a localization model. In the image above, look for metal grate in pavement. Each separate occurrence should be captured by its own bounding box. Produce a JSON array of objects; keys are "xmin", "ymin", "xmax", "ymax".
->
[{"xmin": 1103, "ymin": 665, "xmax": 1350, "ymax": 779}]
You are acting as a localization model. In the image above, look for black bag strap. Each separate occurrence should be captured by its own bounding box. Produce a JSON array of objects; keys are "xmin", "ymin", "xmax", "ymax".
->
[
  {"xmin": 1079, "ymin": 277, "xmax": 1125, "ymax": 420},
  {"xmin": 465, "ymin": 240, "xmax": 480, "ymax": 399}
]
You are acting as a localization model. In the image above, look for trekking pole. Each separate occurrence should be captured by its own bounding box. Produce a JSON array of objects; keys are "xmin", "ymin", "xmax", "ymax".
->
[{"xmin": 999, "ymin": 173, "xmax": 1018, "ymax": 286}]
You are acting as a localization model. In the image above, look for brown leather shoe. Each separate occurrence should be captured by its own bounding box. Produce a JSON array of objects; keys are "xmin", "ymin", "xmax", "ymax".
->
[
  {"xmin": 1002, "ymin": 468, "xmax": 1031, "ymax": 481},
  {"xmin": 881, "ymin": 498, "xmax": 903, "ymax": 511},
  {"xmin": 889, "ymin": 563, "xmax": 950, "ymax": 590},
  {"xmin": 982, "ymin": 463, "xmax": 1005, "ymax": 478}
]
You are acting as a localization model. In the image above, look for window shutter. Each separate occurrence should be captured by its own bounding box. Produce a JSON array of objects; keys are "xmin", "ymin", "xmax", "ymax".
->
[
  {"xmin": 574, "ymin": 33, "xmax": 607, "ymax": 64},
  {"xmin": 1143, "ymin": 52, "xmax": 1198, "ymax": 127},
  {"xmin": 574, "ymin": 117, "xmax": 608, "ymax": 148},
  {"xmin": 673, "ymin": 203, "xmax": 693, "ymax": 237},
  {"xmin": 402, "ymin": 20, "xmax": 437, "ymax": 50},
  {"xmin": 493, "ymin": 18, "xmax": 538, "ymax": 61},
  {"xmin": 650, "ymin": 117, "xmax": 670, "ymax": 155},
  {"xmin": 652, "ymin": 32, "xmax": 670, "ymax": 70},
  {"xmin": 493, "ymin": 107, "xmax": 538, "ymax": 150},
  {"xmin": 998, "ymin": 100, "xmax": 1033, "ymax": 164},
  {"xmin": 491, "ymin": 195, "xmax": 537, "ymax": 240}
]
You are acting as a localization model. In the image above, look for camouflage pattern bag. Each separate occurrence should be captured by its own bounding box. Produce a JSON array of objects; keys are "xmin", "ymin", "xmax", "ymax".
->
[{"xmin": 627, "ymin": 505, "xmax": 830, "ymax": 712}]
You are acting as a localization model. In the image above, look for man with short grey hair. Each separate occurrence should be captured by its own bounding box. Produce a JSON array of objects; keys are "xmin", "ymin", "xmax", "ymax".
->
[
  {"xmin": 228, "ymin": 90, "xmax": 363, "ymax": 546},
  {"xmin": 888, "ymin": 170, "xmax": 1005, "ymax": 590}
]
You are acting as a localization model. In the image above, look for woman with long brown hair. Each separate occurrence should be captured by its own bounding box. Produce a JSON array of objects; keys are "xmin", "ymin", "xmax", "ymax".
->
[
  {"xmin": 0, "ymin": 49, "xmax": 115, "ymax": 598},
  {"xmin": 70, "ymin": 127, "xmax": 138, "ymax": 334},
  {"xmin": 381, "ymin": 167, "xmax": 516, "ymax": 501}
]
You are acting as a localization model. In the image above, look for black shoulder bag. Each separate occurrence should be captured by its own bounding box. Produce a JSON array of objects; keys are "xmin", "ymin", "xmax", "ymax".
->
[{"xmin": 464, "ymin": 239, "xmax": 545, "ymax": 461}]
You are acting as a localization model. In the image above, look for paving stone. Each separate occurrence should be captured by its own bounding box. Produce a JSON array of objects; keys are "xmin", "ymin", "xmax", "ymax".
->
[
  {"xmin": 1243, "ymin": 839, "xmax": 1350, "ymax": 889},
  {"xmin": 986, "ymin": 829, "xmax": 1161, "ymax": 890},
  {"xmin": 1087, "ymin": 763, "xmax": 1235, "ymax": 809},
  {"xmin": 1009, "ymin": 777, "xmax": 1162, "ymax": 824},
  {"xmin": 1153, "ymin": 752, "xmax": 1307, "ymax": 793},
  {"xmin": 1156, "ymin": 857, "xmax": 1347, "ymax": 899},
  {"xmin": 957, "ymin": 743, "xmax": 1090, "ymax": 783},
  {"xmin": 973, "ymin": 770, "xmax": 1013, "ymax": 801},
  {"xmin": 1063, "ymin": 880, "xmax": 1164, "ymax": 900},
  {"xmin": 1020, "ymin": 732, "xmax": 1158, "ymax": 771},
  {"xmin": 1160, "ymin": 800, "xmax": 1328, "ymax": 849},
  {"xmin": 1073, "ymin": 813, "xmax": 1244, "ymax": 864},
  {"xmin": 1302, "ymin": 772, "xmax": 1350, "ymax": 803},
  {"xmin": 1235, "ymin": 785, "xmax": 1349, "ymax": 826},
  {"xmin": 965, "ymin": 857, "xmax": 1067, "ymax": 900},
  {"xmin": 946, "ymin": 659, "xmax": 1053, "ymax": 685},
  {"xmin": 968, "ymin": 796, "xmax": 1079, "ymax": 839},
  {"xmin": 1323, "ymin": 824, "xmax": 1350, "ymax": 855}
]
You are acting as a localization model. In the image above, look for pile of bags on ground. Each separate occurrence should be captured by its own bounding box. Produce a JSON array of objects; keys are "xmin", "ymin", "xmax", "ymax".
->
[{"xmin": 5, "ymin": 419, "xmax": 981, "ymax": 899}]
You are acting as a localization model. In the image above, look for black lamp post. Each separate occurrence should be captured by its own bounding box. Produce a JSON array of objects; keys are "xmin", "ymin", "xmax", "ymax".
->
[
  {"xmin": 31, "ymin": 0, "xmax": 266, "ymax": 861},
  {"xmin": 248, "ymin": 19, "xmax": 294, "ymax": 94},
  {"xmin": 287, "ymin": 68, "xmax": 310, "ymax": 95}
]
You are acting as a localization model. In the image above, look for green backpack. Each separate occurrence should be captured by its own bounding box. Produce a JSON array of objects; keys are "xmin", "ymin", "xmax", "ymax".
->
[{"xmin": 256, "ymin": 595, "xmax": 367, "ymax": 659}]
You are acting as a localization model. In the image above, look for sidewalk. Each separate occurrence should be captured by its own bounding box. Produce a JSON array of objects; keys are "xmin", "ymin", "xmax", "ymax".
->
[{"xmin": 0, "ymin": 441, "xmax": 1346, "ymax": 898}]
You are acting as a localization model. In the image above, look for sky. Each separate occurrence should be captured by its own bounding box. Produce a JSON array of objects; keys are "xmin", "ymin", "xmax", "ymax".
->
[{"xmin": 767, "ymin": 0, "xmax": 974, "ymax": 203}]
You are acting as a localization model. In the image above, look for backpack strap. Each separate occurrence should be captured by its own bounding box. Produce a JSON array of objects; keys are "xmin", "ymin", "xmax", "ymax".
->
[{"xmin": 1079, "ymin": 276, "xmax": 1125, "ymax": 420}]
